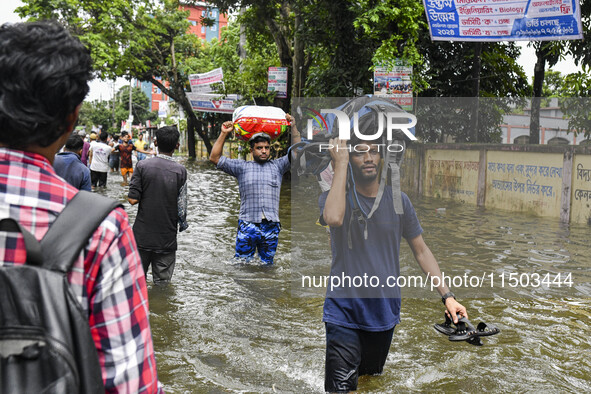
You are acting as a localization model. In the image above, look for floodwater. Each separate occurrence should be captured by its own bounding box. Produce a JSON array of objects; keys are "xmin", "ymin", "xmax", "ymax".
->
[{"xmin": 98, "ymin": 158, "xmax": 591, "ymax": 393}]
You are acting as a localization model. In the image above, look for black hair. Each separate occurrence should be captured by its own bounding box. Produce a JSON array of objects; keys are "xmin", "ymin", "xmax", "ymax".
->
[
  {"xmin": 64, "ymin": 134, "xmax": 84, "ymax": 152},
  {"xmin": 99, "ymin": 130, "xmax": 108, "ymax": 142},
  {"xmin": 121, "ymin": 131, "xmax": 129, "ymax": 137},
  {"xmin": 155, "ymin": 126, "xmax": 180, "ymax": 153},
  {"xmin": 249, "ymin": 135, "xmax": 271, "ymax": 148},
  {"xmin": 0, "ymin": 21, "xmax": 92, "ymax": 149}
]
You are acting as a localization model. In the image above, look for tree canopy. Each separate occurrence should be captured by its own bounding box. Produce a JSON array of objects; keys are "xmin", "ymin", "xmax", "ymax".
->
[{"xmin": 17, "ymin": 0, "xmax": 591, "ymax": 146}]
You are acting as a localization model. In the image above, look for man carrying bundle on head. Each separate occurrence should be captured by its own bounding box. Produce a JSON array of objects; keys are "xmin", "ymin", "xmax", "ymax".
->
[{"xmin": 209, "ymin": 106, "xmax": 300, "ymax": 264}]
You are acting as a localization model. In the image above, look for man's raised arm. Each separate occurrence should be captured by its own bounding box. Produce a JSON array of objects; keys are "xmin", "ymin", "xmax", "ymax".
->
[
  {"xmin": 322, "ymin": 138, "xmax": 349, "ymax": 227},
  {"xmin": 286, "ymin": 113, "xmax": 301, "ymax": 145},
  {"xmin": 209, "ymin": 121, "xmax": 233, "ymax": 165}
]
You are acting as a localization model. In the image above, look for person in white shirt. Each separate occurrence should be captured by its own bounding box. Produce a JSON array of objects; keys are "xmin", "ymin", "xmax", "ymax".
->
[{"xmin": 88, "ymin": 131, "xmax": 112, "ymax": 188}]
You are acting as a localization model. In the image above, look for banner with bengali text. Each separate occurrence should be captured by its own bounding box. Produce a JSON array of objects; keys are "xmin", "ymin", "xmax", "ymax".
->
[
  {"xmin": 267, "ymin": 67, "xmax": 288, "ymax": 99},
  {"xmin": 423, "ymin": 0, "xmax": 583, "ymax": 41},
  {"xmin": 189, "ymin": 68, "xmax": 224, "ymax": 93},
  {"xmin": 186, "ymin": 93, "xmax": 238, "ymax": 114},
  {"xmin": 373, "ymin": 60, "xmax": 413, "ymax": 111}
]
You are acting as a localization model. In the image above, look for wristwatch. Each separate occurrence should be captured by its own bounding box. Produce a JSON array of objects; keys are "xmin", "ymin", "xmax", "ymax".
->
[{"xmin": 441, "ymin": 291, "xmax": 456, "ymax": 305}]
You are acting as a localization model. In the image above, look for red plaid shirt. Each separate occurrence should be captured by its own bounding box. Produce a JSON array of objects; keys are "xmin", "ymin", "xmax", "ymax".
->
[{"xmin": 0, "ymin": 148, "xmax": 163, "ymax": 393}]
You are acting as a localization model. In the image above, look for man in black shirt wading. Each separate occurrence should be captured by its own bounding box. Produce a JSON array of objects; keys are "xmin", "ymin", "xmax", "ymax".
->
[{"xmin": 127, "ymin": 126, "xmax": 188, "ymax": 285}]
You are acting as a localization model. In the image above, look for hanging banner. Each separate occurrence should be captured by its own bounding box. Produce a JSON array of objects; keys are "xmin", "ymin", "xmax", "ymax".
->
[
  {"xmin": 423, "ymin": 0, "xmax": 583, "ymax": 41},
  {"xmin": 374, "ymin": 60, "xmax": 413, "ymax": 111},
  {"xmin": 189, "ymin": 67, "xmax": 224, "ymax": 93},
  {"xmin": 158, "ymin": 101, "xmax": 169, "ymax": 118},
  {"xmin": 186, "ymin": 93, "xmax": 238, "ymax": 114},
  {"xmin": 267, "ymin": 67, "xmax": 288, "ymax": 98}
]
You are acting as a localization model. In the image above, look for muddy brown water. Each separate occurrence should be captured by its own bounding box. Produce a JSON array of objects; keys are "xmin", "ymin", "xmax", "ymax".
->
[{"xmin": 97, "ymin": 158, "xmax": 591, "ymax": 393}]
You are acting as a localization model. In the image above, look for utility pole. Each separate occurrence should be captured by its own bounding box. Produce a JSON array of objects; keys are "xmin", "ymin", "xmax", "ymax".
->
[
  {"xmin": 128, "ymin": 77, "xmax": 133, "ymax": 133},
  {"xmin": 238, "ymin": 6, "xmax": 247, "ymax": 71},
  {"xmin": 111, "ymin": 82, "xmax": 116, "ymax": 130}
]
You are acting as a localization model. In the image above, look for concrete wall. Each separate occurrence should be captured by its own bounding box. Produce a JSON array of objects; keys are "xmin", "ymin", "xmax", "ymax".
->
[
  {"xmin": 400, "ymin": 143, "xmax": 591, "ymax": 224},
  {"xmin": 571, "ymin": 155, "xmax": 591, "ymax": 224},
  {"xmin": 194, "ymin": 140, "xmax": 591, "ymax": 224}
]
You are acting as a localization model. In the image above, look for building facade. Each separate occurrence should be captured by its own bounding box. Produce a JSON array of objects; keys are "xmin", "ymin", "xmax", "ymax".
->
[
  {"xmin": 501, "ymin": 98, "xmax": 590, "ymax": 145},
  {"xmin": 140, "ymin": 2, "xmax": 228, "ymax": 116}
]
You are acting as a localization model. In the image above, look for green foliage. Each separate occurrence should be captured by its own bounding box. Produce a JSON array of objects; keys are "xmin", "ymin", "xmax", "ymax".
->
[
  {"xmin": 303, "ymin": 1, "xmax": 375, "ymax": 96},
  {"xmin": 354, "ymin": 0, "xmax": 425, "ymax": 75},
  {"xmin": 78, "ymin": 100, "xmax": 112, "ymax": 130},
  {"xmin": 558, "ymin": 70, "xmax": 591, "ymax": 139},
  {"xmin": 542, "ymin": 70, "xmax": 565, "ymax": 97},
  {"xmin": 112, "ymin": 85, "xmax": 154, "ymax": 126},
  {"xmin": 418, "ymin": 40, "xmax": 529, "ymax": 98},
  {"xmin": 18, "ymin": 0, "xmax": 219, "ymax": 156},
  {"xmin": 185, "ymin": 21, "xmax": 280, "ymax": 105},
  {"xmin": 415, "ymin": 98, "xmax": 505, "ymax": 143},
  {"xmin": 21, "ymin": 0, "xmax": 589, "ymax": 146}
]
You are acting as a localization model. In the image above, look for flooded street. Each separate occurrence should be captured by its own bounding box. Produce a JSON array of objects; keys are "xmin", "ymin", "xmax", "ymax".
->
[{"xmin": 98, "ymin": 158, "xmax": 591, "ymax": 393}]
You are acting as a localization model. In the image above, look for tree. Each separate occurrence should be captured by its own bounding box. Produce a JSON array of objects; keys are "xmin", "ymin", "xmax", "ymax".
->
[
  {"xmin": 112, "ymin": 85, "xmax": 156, "ymax": 127},
  {"xmin": 302, "ymin": 0, "xmax": 377, "ymax": 97},
  {"xmin": 413, "ymin": 29, "xmax": 529, "ymax": 142},
  {"xmin": 78, "ymin": 100, "xmax": 112, "ymax": 131},
  {"xmin": 207, "ymin": 0, "xmax": 305, "ymax": 110},
  {"xmin": 185, "ymin": 22, "xmax": 279, "ymax": 105},
  {"xmin": 559, "ymin": 71, "xmax": 591, "ymax": 139},
  {"xmin": 528, "ymin": 42, "xmax": 561, "ymax": 144},
  {"xmin": 18, "ymin": 0, "xmax": 215, "ymax": 158},
  {"xmin": 353, "ymin": 0, "xmax": 425, "ymax": 81}
]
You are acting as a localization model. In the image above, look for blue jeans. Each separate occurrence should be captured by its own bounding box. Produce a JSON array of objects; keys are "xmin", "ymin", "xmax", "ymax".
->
[{"xmin": 235, "ymin": 219, "xmax": 281, "ymax": 264}]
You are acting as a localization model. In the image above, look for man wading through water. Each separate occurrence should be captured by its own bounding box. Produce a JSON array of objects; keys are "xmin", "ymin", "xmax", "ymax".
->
[
  {"xmin": 319, "ymin": 133, "xmax": 468, "ymax": 392},
  {"xmin": 209, "ymin": 113, "xmax": 300, "ymax": 264}
]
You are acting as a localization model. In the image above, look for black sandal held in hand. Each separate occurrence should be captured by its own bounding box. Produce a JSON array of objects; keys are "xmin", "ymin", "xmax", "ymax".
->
[{"xmin": 434, "ymin": 314, "xmax": 500, "ymax": 346}]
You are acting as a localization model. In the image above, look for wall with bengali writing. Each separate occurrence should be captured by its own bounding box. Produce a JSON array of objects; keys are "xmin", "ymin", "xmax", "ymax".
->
[
  {"xmin": 571, "ymin": 155, "xmax": 591, "ymax": 224},
  {"xmin": 192, "ymin": 140, "xmax": 591, "ymax": 224},
  {"xmin": 423, "ymin": 149, "xmax": 480, "ymax": 205},
  {"xmin": 400, "ymin": 144, "xmax": 591, "ymax": 224},
  {"xmin": 485, "ymin": 151, "xmax": 563, "ymax": 217}
]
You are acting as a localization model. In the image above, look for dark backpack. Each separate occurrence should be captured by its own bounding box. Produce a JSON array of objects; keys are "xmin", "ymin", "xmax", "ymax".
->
[
  {"xmin": 0, "ymin": 191, "xmax": 121, "ymax": 393},
  {"xmin": 291, "ymin": 96, "xmax": 415, "ymax": 246}
]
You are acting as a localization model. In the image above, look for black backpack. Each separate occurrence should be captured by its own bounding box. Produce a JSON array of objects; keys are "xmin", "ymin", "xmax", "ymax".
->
[
  {"xmin": 291, "ymin": 96, "xmax": 415, "ymax": 246},
  {"xmin": 0, "ymin": 191, "xmax": 120, "ymax": 393}
]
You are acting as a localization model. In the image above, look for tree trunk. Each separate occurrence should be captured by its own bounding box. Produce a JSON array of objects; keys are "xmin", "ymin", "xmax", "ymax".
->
[
  {"xmin": 470, "ymin": 42, "xmax": 482, "ymax": 143},
  {"xmin": 530, "ymin": 48, "xmax": 546, "ymax": 144},
  {"xmin": 149, "ymin": 76, "xmax": 212, "ymax": 158},
  {"xmin": 265, "ymin": 14, "xmax": 293, "ymax": 113},
  {"xmin": 292, "ymin": 10, "xmax": 304, "ymax": 100},
  {"xmin": 182, "ymin": 97, "xmax": 212, "ymax": 157}
]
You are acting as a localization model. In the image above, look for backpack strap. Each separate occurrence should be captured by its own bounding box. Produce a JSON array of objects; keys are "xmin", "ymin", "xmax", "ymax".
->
[
  {"xmin": 0, "ymin": 218, "xmax": 43, "ymax": 265},
  {"xmin": 41, "ymin": 191, "xmax": 121, "ymax": 274}
]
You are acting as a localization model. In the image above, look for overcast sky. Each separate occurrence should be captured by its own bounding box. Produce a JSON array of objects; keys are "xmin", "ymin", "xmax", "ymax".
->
[{"xmin": 1, "ymin": 0, "xmax": 584, "ymax": 102}]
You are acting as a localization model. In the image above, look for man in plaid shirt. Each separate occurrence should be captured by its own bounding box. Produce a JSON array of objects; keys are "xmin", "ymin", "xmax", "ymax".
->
[
  {"xmin": 210, "ymin": 115, "xmax": 300, "ymax": 264},
  {"xmin": 0, "ymin": 21, "xmax": 162, "ymax": 393}
]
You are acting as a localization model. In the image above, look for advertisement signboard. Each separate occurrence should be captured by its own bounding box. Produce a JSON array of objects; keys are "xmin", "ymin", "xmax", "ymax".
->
[
  {"xmin": 373, "ymin": 60, "xmax": 413, "ymax": 111},
  {"xmin": 189, "ymin": 67, "xmax": 224, "ymax": 93},
  {"xmin": 186, "ymin": 93, "xmax": 238, "ymax": 114},
  {"xmin": 423, "ymin": 0, "xmax": 583, "ymax": 41},
  {"xmin": 267, "ymin": 67, "xmax": 288, "ymax": 98}
]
